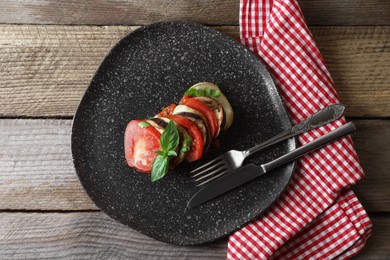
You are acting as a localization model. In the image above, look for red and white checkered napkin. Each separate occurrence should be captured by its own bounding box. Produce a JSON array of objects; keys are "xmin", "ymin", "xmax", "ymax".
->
[{"xmin": 227, "ymin": 0, "xmax": 373, "ymax": 259}]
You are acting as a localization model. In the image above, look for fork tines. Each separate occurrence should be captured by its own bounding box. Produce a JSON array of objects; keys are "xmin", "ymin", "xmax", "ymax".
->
[{"xmin": 190, "ymin": 157, "xmax": 229, "ymax": 186}]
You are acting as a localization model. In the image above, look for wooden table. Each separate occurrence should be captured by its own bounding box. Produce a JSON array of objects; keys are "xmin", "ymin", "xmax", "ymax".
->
[{"xmin": 0, "ymin": 0, "xmax": 389, "ymax": 258}]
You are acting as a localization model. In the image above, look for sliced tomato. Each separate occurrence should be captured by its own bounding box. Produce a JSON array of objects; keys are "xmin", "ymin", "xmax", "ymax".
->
[
  {"xmin": 124, "ymin": 120, "xmax": 161, "ymax": 173},
  {"xmin": 180, "ymin": 97, "xmax": 219, "ymax": 139},
  {"xmin": 157, "ymin": 104, "xmax": 176, "ymax": 117},
  {"xmin": 166, "ymin": 115, "xmax": 204, "ymax": 162},
  {"xmin": 181, "ymin": 95, "xmax": 191, "ymax": 101}
]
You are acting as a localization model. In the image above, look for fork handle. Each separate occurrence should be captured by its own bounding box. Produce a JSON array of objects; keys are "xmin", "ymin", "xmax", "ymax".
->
[
  {"xmin": 245, "ymin": 104, "xmax": 345, "ymax": 157},
  {"xmin": 262, "ymin": 122, "xmax": 356, "ymax": 173}
]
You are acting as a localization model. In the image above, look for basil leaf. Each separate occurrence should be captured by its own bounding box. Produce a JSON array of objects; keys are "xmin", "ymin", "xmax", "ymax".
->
[
  {"xmin": 184, "ymin": 88, "xmax": 221, "ymax": 98},
  {"xmin": 184, "ymin": 88, "xmax": 199, "ymax": 97},
  {"xmin": 151, "ymin": 155, "xmax": 169, "ymax": 182},
  {"xmin": 181, "ymin": 146, "xmax": 190, "ymax": 153},
  {"xmin": 138, "ymin": 121, "xmax": 150, "ymax": 128},
  {"xmin": 167, "ymin": 150, "xmax": 177, "ymax": 157},
  {"xmin": 160, "ymin": 121, "xmax": 180, "ymax": 152},
  {"xmin": 181, "ymin": 133, "xmax": 192, "ymax": 153},
  {"xmin": 205, "ymin": 88, "xmax": 221, "ymax": 98},
  {"xmin": 155, "ymin": 150, "xmax": 166, "ymax": 156}
]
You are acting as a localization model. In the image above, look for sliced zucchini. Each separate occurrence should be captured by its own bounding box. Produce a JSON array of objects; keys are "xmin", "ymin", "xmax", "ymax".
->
[{"xmin": 187, "ymin": 82, "xmax": 233, "ymax": 130}]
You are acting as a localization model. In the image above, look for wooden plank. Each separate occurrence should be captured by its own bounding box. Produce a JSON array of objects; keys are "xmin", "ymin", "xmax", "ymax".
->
[
  {"xmin": 311, "ymin": 26, "xmax": 390, "ymax": 118},
  {"xmin": 0, "ymin": 119, "xmax": 98, "ymax": 210},
  {"xmin": 299, "ymin": 0, "xmax": 390, "ymax": 26},
  {"xmin": 0, "ymin": 212, "xmax": 228, "ymax": 259},
  {"xmin": 0, "ymin": 25, "xmax": 389, "ymax": 117},
  {"xmin": 353, "ymin": 120, "xmax": 390, "ymax": 212},
  {"xmin": 0, "ymin": 25, "xmax": 134, "ymax": 118},
  {"xmin": 0, "ymin": 0, "xmax": 389, "ymax": 26},
  {"xmin": 0, "ymin": 212, "xmax": 388, "ymax": 259},
  {"xmin": 353, "ymin": 215, "xmax": 390, "ymax": 260},
  {"xmin": 0, "ymin": 119, "xmax": 389, "ymax": 211}
]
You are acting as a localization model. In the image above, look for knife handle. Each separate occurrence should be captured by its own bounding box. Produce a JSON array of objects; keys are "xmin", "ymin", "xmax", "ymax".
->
[
  {"xmin": 262, "ymin": 122, "xmax": 356, "ymax": 173},
  {"xmin": 246, "ymin": 104, "xmax": 345, "ymax": 157},
  {"xmin": 291, "ymin": 103, "xmax": 345, "ymax": 135}
]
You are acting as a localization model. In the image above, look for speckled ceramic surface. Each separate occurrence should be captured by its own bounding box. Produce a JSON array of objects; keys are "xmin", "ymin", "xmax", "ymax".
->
[{"xmin": 71, "ymin": 21, "xmax": 296, "ymax": 245}]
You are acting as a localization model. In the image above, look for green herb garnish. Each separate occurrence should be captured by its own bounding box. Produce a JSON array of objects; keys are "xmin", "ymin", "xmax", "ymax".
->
[
  {"xmin": 151, "ymin": 121, "xmax": 179, "ymax": 182},
  {"xmin": 151, "ymin": 155, "xmax": 169, "ymax": 182},
  {"xmin": 181, "ymin": 133, "xmax": 192, "ymax": 153},
  {"xmin": 138, "ymin": 121, "xmax": 150, "ymax": 128},
  {"xmin": 184, "ymin": 88, "xmax": 221, "ymax": 98}
]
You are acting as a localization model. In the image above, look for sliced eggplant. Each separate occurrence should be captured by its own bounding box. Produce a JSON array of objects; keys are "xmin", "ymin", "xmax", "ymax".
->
[
  {"xmin": 172, "ymin": 105, "xmax": 211, "ymax": 151},
  {"xmin": 187, "ymin": 82, "xmax": 233, "ymax": 130},
  {"xmin": 149, "ymin": 117, "xmax": 168, "ymax": 129},
  {"xmin": 146, "ymin": 118, "xmax": 166, "ymax": 134},
  {"xmin": 170, "ymin": 124, "xmax": 191, "ymax": 168},
  {"xmin": 193, "ymin": 96, "xmax": 224, "ymax": 137}
]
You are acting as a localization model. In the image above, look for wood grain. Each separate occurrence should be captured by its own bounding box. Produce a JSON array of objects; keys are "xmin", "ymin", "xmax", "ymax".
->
[
  {"xmin": 0, "ymin": 212, "xmax": 388, "ymax": 259},
  {"xmin": 356, "ymin": 215, "xmax": 390, "ymax": 260},
  {"xmin": 0, "ymin": 25, "xmax": 389, "ymax": 117},
  {"xmin": 0, "ymin": 25, "xmax": 135, "ymax": 118},
  {"xmin": 0, "ymin": 212, "xmax": 228, "ymax": 259},
  {"xmin": 353, "ymin": 120, "xmax": 390, "ymax": 212},
  {"xmin": 311, "ymin": 26, "xmax": 390, "ymax": 117},
  {"xmin": 0, "ymin": 119, "xmax": 97, "ymax": 210},
  {"xmin": 300, "ymin": 0, "xmax": 390, "ymax": 26},
  {"xmin": 0, "ymin": 119, "xmax": 389, "ymax": 212},
  {"xmin": 0, "ymin": 0, "xmax": 389, "ymax": 25}
]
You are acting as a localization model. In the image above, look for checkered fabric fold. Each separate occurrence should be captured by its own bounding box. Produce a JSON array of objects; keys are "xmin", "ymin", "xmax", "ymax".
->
[{"xmin": 227, "ymin": 0, "xmax": 373, "ymax": 259}]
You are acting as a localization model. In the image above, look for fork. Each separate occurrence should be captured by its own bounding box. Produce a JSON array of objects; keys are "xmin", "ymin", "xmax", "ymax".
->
[{"xmin": 191, "ymin": 103, "xmax": 345, "ymax": 186}]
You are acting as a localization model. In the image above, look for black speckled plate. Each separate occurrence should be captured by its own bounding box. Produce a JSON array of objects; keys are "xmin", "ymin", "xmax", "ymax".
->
[{"xmin": 72, "ymin": 21, "xmax": 296, "ymax": 245}]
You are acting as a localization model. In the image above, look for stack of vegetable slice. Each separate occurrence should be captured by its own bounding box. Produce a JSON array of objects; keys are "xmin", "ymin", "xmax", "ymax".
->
[{"xmin": 124, "ymin": 82, "xmax": 233, "ymax": 181}]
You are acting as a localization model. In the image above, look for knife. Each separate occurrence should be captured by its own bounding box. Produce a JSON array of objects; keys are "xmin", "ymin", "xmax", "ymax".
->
[{"xmin": 187, "ymin": 122, "xmax": 356, "ymax": 208}]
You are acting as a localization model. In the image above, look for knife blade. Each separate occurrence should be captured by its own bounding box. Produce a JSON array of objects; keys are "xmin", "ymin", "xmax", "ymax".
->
[
  {"xmin": 187, "ymin": 122, "xmax": 356, "ymax": 208},
  {"xmin": 188, "ymin": 164, "xmax": 264, "ymax": 208}
]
